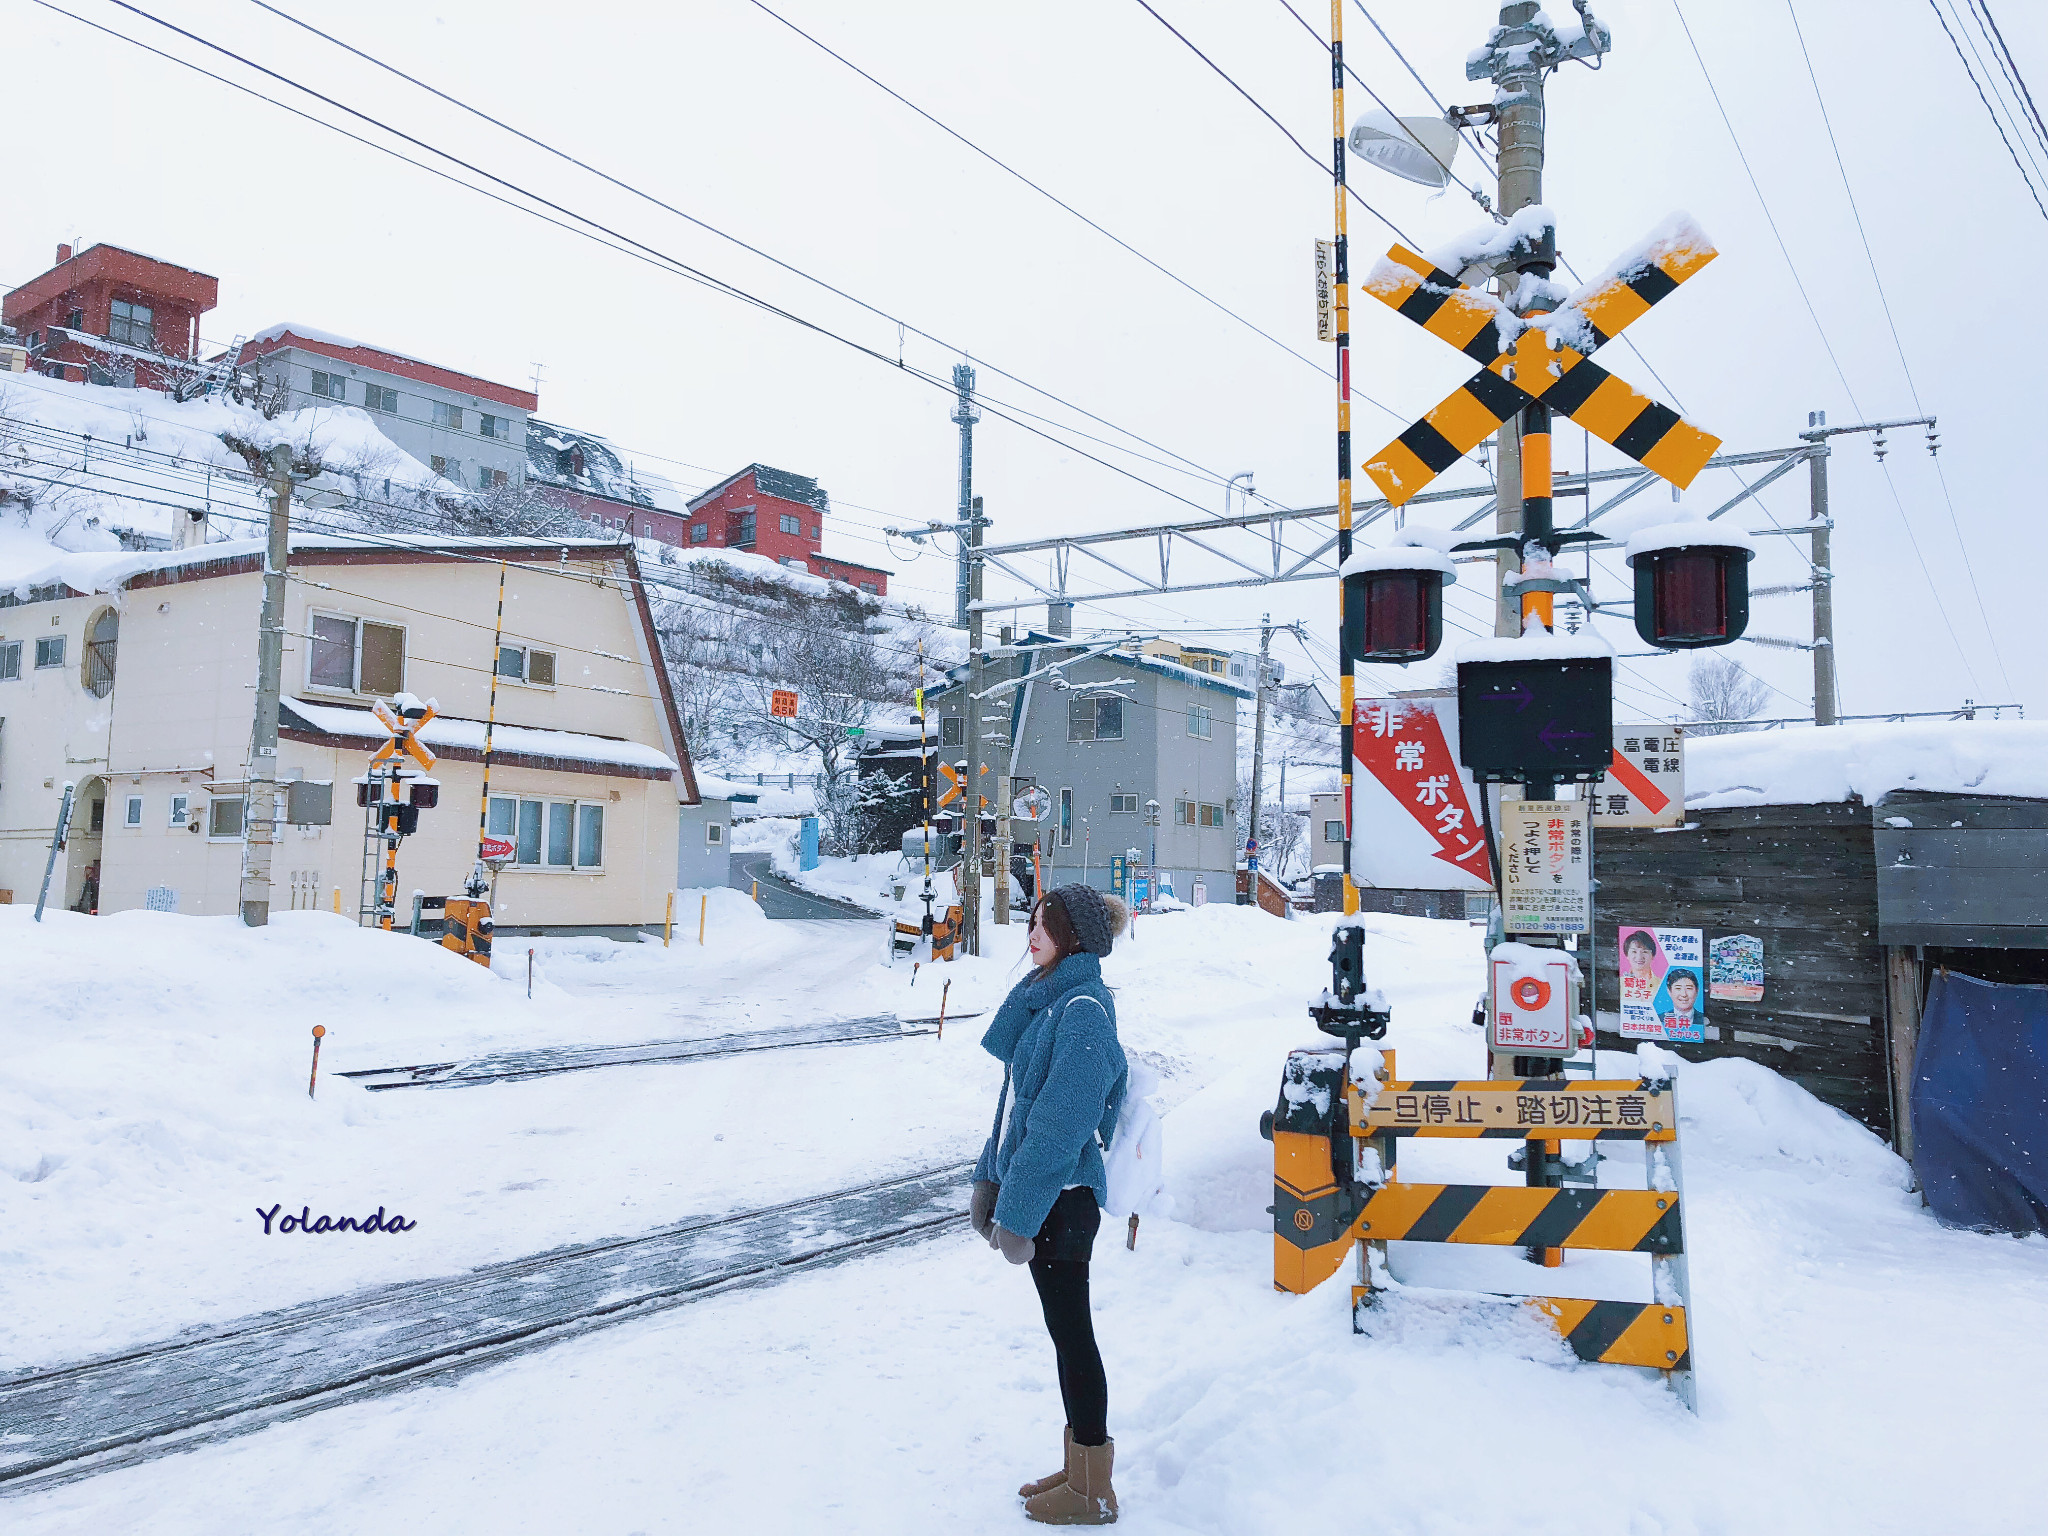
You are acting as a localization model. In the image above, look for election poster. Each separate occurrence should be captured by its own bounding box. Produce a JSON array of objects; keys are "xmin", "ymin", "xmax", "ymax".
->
[
  {"xmin": 1709, "ymin": 933, "xmax": 1765, "ymax": 1002},
  {"xmin": 1351, "ymin": 695, "xmax": 1493, "ymax": 892},
  {"xmin": 1617, "ymin": 924, "xmax": 1707, "ymax": 1043}
]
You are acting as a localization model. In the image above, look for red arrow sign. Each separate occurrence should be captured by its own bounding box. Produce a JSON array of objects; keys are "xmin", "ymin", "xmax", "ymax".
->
[{"xmin": 479, "ymin": 835, "xmax": 516, "ymax": 860}]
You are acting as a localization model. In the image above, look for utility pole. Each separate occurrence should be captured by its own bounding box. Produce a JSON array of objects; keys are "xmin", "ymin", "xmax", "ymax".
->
[
  {"xmin": 961, "ymin": 494, "xmax": 986, "ymax": 954},
  {"xmin": 951, "ymin": 363, "xmax": 979, "ymax": 631},
  {"xmin": 1806, "ymin": 410, "xmax": 1836, "ymax": 726},
  {"xmin": 1247, "ymin": 614, "xmax": 1274, "ymax": 881},
  {"xmin": 240, "ymin": 442, "xmax": 292, "ymax": 927},
  {"xmin": 1329, "ymin": 0, "xmax": 1359, "ymax": 918},
  {"xmin": 991, "ymin": 621, "xmax": 1012, "ymax": 928}
]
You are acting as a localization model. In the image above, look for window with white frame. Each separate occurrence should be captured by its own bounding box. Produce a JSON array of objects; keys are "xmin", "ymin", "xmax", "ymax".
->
[
  {"xmin": 432, "ymin": 401, "xmax": 464, "ymax": 431},
  {"xmin": 940, "ymin": 715, "xmax": 964, "ymax": 747},
  {"xmin": 1174, "ymin": 799, "xmax": 1195, "ymax": 826},
  {"xmin": 35, "ymin": 635, "xmax": 66, "ymax": 670},
  {"xmin": 109, "ymin": 299, "xmax": 155, "ymax": 347},
  {"xmin": 488, "ymin": 796, "xmax": 605, "ymax": 869},
  {"xmin": 1323, "ymin": 819, "xmax": 1343, "ymax": 843},
  {"xmin": 169, "ymin": 793, "xmax": 190, "ymax": 828},
  {"xmin": 1199, "ymin": 803, "xmax": 1225, "ymax": 827},
  {"xmin": 480, "ymin": 413, "xmax": 505, "ymax": 440},
  {"xmin": 309, "ymin": 370, "xmax": 347, "ymax": 400},
  {"xmin": 1110, "ymin": 793, "xmax": 1138, "ymax": 813},
  {"xmin": 308, "ymin": 613, "xmax": 405, "ymax": 695},
  {"xmin": 495, "ymin": 645, "xmax": 556, "ymax": 686},
  {"xmin": 0, "ymin": 640, "xmax": 20, "ymax": 681},
  {"xmin": 707, "ymin": 822, "xmax": 725, "ymax": 846},
  {"xmin": 1059, "ymin": 787, "xmax": 1073, "ymax": 848},
  {"xmin": 208, "ymin": 797, "xmax": 245, "ymax": 838},
  {"xmin": 779, "ymin": 513, "xmax": 802, "ymax": 535},
  {"xmin": 364, "ymin": 383, "xmax": 398, "ymax": 413},
  {"xmin": 124, "ymin": 794, "xmax": 143, "ymax": 827},
  {"xmin": 1186, "ymin": 704, "xmax": 1213, "ymax": 739},
  {"xmin": 1066, "ymin": 694, "xmax": 1124, "ymax": 742},
  {"xmin": 691, "ymin": 522, "xmax": 709, "ymax": 543}
]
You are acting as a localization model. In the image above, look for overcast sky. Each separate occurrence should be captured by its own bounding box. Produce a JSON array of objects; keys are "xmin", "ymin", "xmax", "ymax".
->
[{"xmin": 8, "ymin": 0, "xmax": 2042, "ymax": 724}]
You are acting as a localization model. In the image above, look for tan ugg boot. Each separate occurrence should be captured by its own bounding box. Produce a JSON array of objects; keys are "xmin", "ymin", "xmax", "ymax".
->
[
  {"xmin": 1022, "ymin": 1436, "xmax": 1116, "ymax": 1524},
  {"xmin": 1018, "ymin": 1427, "xmax": 1074, "ymax": 1498}
]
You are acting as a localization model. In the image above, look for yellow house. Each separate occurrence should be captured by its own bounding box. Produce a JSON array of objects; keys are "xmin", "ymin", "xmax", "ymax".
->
[{"xmin": 0, "ymin": 534, "xmax": 697, "ymax": 934}]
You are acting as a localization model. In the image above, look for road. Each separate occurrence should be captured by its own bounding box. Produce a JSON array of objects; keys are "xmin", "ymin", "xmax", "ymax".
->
[{"xmin": 728, "ymin": 850, "xmax": 876, "ymax": 921}]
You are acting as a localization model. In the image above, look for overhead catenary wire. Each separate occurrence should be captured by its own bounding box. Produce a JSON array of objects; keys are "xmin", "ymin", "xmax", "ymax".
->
[
  {"xmin": 1948, "ymin": 0, "xmax": 2048, "ymax": 191},
  {"xmin": 1973, "ymin": 2, "xmax": 2048, "ymax": 157},
  {"xmin": 1349, "ymin": 1, "xmax": 1498, "ymax": 174},
  {"xmin": 1925, "ymin": 0, "xmax": 2048, "ymax": 219}
]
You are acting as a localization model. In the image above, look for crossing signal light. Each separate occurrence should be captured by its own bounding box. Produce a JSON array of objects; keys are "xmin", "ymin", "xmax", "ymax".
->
[
  {"xmin": 1628, "ymin": 534, "xmax": 1754, "ymax": 649},
  {"xmin": 1342, "ymin": 549, "xmax": 1454, "ymax": 663}
]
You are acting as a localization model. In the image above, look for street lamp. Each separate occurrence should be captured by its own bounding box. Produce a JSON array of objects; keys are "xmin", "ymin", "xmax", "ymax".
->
[{"xmin": 1144, "ymin": 799, "xmax": 1161, "ymax": 913}]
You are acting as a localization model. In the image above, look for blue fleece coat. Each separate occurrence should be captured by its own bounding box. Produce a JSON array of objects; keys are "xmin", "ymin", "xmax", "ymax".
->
[{"xmin": 974, "ymin": 952, "xmax": 1129, "ymax": 1239}]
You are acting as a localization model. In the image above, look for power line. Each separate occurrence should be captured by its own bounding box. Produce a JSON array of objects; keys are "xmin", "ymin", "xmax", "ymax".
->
[
  {"xmin": 1125, "ymin": 0, "xmax": 1416, "ymax": 247},
  {"xmin": 735, "ymin": 0, "xmax": 1335, "ymax": 382},
  {"xmin": 1783, "ymin": 1, "xmax": 2016, "ymax": 703},
  {"xmin": 1953, "ymin": 0, "xmax": 2048, "ymax": 186},
  {"xmin": 1975, "ymin": 2, "xmax": 2048, "ymax": 154},
  {"xmin": 1348, "ymin": 2, "xmax": 1499, "ymax": 175},
  {"xmin": 1926, "ymin": 0, "xmax": 2048, "ymax": 219},
  {"xmin": 47, "ymin": 2, "xmax": 1273, "ymax": 526}
]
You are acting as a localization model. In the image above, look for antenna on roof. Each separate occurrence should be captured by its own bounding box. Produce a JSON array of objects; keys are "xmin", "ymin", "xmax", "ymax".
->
[{"xmin": 529, "ymin": 362, "xmax": 546, "ymax": 397}]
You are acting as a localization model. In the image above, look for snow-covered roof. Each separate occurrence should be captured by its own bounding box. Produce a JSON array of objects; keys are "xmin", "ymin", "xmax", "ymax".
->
[
  {"xmin": 689, "ymin": 771, "xmax": 762, "ymax": 802},
  {"xmin": 280, "ymin": 697, "xmax": 678, "ymax": 776},
  {"xmin": 1687, "ymin": 719, "xmax": 2048, "ymax": 810},
  {"xmin": 525, "ymin": 419, "xmax": 686, "ymax": 514},
  {"xmin": 685, "ymin": 464, "xmax": 831, "ymax": 515}
]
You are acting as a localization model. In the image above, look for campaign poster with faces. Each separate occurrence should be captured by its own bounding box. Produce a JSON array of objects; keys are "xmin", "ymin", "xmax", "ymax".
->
[{"xmin": 1617, "ymin": 925, "xmax": 1707, "ymax": 1043}]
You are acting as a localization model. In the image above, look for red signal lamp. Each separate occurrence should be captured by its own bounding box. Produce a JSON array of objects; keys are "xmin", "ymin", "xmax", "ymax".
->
[
  {"xmin": 1626, "ymin": 525, "xmax": 1755, "ymax": 649},
  {"xmin": 1341, "ymin": 545, "xmax": 1456, "ymax": 663}
]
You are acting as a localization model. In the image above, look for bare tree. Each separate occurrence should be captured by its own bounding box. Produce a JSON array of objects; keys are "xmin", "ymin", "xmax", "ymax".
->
[{"xmin": 1687, "ymin": 652, "xmax": 1772, "ymax": 734}]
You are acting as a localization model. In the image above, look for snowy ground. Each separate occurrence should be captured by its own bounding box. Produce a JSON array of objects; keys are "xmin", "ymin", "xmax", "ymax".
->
[{"xmin": 7, "ymin": 898, "xmax": 2047, "ymax": 1531}]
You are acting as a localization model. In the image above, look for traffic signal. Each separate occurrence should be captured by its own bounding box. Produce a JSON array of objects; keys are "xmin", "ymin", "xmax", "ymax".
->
[{"xmin": 1628, "ymin": 528, "xmax": 1754, "ymax": 649}]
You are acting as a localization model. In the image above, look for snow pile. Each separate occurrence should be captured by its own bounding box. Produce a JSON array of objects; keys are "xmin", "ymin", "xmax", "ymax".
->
[{"xmin": 1687, "ymin": 718, "xmax": 2048, "ymax": 808}]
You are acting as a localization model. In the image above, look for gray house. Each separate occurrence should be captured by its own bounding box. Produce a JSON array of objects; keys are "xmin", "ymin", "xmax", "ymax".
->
[
  {"xmin": 925, "ymin": 632, "xmax": 1251, "ymax": 903},
  {"xmin": 238, "ymin": 325, "xmax": 538, "ymax": 492}
]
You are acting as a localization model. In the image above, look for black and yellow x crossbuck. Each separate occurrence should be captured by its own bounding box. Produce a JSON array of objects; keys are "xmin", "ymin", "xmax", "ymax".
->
[
  {"xmin": 1267, "ymin": 1048, "xmax": 1698, "ymax": 1410},
  {"xmin": 1360, "ymin": 216, "xmax": 1722, "ymax": 506}
]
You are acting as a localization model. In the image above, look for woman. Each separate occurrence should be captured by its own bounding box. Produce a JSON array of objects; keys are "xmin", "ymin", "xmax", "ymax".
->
[{"xmin": 971, "ymin": 883, "xmax": 1130, "ymax": 1525}]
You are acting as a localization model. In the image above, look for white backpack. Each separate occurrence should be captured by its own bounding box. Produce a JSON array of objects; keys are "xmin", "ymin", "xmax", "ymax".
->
[{"xmin": 1101, "ymin": 1059, "xmax": 1170, "ymax": 1227}]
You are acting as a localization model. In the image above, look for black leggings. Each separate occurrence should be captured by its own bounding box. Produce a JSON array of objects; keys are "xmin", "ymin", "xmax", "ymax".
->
[{"xmin": 1029, "ymin": 1188, "xmax": 1107, "ymax": 1446}]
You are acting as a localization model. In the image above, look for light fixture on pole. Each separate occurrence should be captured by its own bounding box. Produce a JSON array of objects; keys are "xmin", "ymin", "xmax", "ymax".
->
[{"xmin": 1346, "ymin": 110, "xmax": 1462, "ymax": 188}]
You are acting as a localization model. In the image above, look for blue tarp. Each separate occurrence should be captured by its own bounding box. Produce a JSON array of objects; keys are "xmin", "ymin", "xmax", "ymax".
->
[{"xmin": 1912, "ymin": 970, "xmax": 2048, "ymax": 1234}]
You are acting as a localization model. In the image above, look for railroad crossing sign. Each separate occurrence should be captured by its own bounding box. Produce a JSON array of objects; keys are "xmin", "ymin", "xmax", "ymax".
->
[
  {"xmin": 1361, "ymin": 215, "xmax": 1722, "ymax": 505},
  {"xmin": 937, "ymin": 760, "xmax": 964, "ymax": 809},
  {"xmin": 370, "ymin": 696, "xmax": 437, "ymax": 770}
]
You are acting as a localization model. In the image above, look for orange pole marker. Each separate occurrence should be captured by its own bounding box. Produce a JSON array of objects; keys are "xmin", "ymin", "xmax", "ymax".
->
[{"xmin": 308, "ymin": 1025, "xmax": 327, "ymax": 1099}]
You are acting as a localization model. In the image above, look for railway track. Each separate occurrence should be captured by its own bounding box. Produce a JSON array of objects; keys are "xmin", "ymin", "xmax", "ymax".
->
[
  {"xmin": 0, "ymin": 1162, "xmax": 974, "ymax": 1494},
  {"xmin": 337, "ymin": 1012, "xmax": 967, "ymax": 1090}
]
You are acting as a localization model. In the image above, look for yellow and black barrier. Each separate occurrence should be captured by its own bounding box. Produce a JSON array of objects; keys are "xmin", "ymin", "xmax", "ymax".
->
[{"xmin": 1263, "ymin": 1054, "xmax": 1698, "ymax": 1410}]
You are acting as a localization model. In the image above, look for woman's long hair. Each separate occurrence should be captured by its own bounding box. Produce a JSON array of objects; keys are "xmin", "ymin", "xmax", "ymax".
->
[{"xmin": 1029, "ymin": 891, "xmax": 1087, "ymax": 978}]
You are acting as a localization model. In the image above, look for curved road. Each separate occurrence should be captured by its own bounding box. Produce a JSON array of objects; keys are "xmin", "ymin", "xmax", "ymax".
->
[{"xmin": 728, "ymin": 851, "xmax": 876, "ymax": 921}]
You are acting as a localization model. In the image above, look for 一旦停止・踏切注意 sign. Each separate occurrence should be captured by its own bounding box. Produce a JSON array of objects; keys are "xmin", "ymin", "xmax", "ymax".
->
[
  {"xmin": 1500, "ymin": 800, "xmax": 1589, "ymax": 934},
  {"xmin": 1351, "ymin": 1079, "xmax": 1675, "ymax": 1139},
  {"xmin": 1594, "ymin": 723, "xmax": 1685, "ymax": 828}
]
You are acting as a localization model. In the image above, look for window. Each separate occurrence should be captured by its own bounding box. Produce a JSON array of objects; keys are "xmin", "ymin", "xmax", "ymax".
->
[
  {"xmin": 89, "ymin": 797, "xmax": 105, "ymax": 833},
  {"xmin": 477, "ymin": 465, "xmax": 494, "ymax": 490},
  {"xmin": 859, "ymin": 582, "xmax": 878, "ymax": 595},
  {"xmin": 1323, "ymin": 819, "xmax": 1344, "ymax": 843},
  {"xmin": 208, "ymin": 797, "xmax": 245, "ymax": 839},
  {"xmin": 707, "ymin": 821, "xmax": 725, "ymax": 846},
  {"xmin": 309, "ymin": 370, "xmax": 346, "ymax": 400},
  {"xmin": 364, "ymin": 383, "xmax": 398, "ymax": 413},
  {"xmin": 109, "ymin": 299, "xmax": 155, "ymax": 346},
  {"xmin": 84, "ymin": 609, "xmax": 117, "ymax": 697},
  {"xmin": 67, "ymin": 307, "xmax": 84, "ymax": 330},
  {"xmin": 1066, "ymin": 694, "xmax": 1123, "ymax": 742},
  {"xmin": 430, "ymin": 455, "xmax": 448, "ymax": 477},
  {"xmin": 737, "ymin": 511, "xmax": 757, "ymax": 546},
  {"xmin": 35, "ymin": 635, "xmax": 65, "ymax": 669},
  {"xmin": 489, "ymin": 796, "xmax": 605, "ymax": 869},
  {"xmin": 779, "ymin": 513, "xmax": 802, "ymax": 536},
  {"xmin": 1186, "ymin": 705, "xmax": 1213, "ymax": 740},
  {"xmin": 432, "ymin": 401, "xmax": 463, "ymax": 431},
  {"xmin": 691, "ymin": 522, "xmax": 709, "ymax": 543},
  {"xmin": 1199, "ymin": 803, "xmax": 1225, "ymax": 828},
  {"xmin": 480, "ymin": 413, "xmax": 504, "ymax": 440},
  {"xmin": 940, "ymin": 715, "xmax": 964, "ymax": 747},
  {"xmin": 308, "ymin": 614, "xmax": 405, "ymax": 695},
  {"xmin": 1175, "ymin": 799, "xmax": 1195, "ymax": 826},
  {"xmin": 495, "ymin": 646, "xmax": 555, "ymax": 685},
  {"xmin": 1110, "ymin": 793, "xmax": 1138, "ymax": 814},
  {"xmin": 643, "ymin": 523, "xmax": 654, "ymax": 539},
  {"xmin": 1059, "ymin": 787, "xmax": 1073, "ymax": 848},
  {"xmin": 0, "ymin": 641, "xmax": 20, "ymax": 680},
  {"xmin": 493, "ymin": 469, "xmax": 509, "ymax": 488},
  {"xmin": 125, "ymin": 794, "xmax": 144, "ymax": 827},
  {"xmin": 169, "ymin": 794, "xmax": 190, "ymax": 828}
]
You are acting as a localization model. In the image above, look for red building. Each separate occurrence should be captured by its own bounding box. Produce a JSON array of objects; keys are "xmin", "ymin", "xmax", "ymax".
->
[
  {"xmin": 679, "ymin": 464, "xmax": 889, "ymax": 595},
  {"xmin": 3, "ymin": 243, "xmax": 219, "ymax": 388}
]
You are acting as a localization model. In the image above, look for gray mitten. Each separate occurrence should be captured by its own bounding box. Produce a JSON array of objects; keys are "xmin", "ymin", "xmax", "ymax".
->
[
  {"xmin": 970, "ymin": 1180, "xmax": 998, "ymax": 1240},
  {"xmin": 994, "ymin": 1224, "xmax": 1036, "ymax": 1265}
]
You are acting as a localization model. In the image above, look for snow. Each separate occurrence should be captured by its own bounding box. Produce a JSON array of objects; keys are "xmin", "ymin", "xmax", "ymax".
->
[
  {"xmin": 5, "ymin": 885, "xmax": 2047, "ymax": 1531},
  {"xmin": 282, "ymin": 695, "xmax": 678, "ymax": 774},
  {"xmin": 1686, "ymin": 718, "xmax": 2048, "ymax": 808},
  {"xmin": 246, "ymin": 321, "xmax": 369, "ymax": 352},
  {"xmin": 1339, "ymin": 544, "xmax": 1458, "ymax": 582},
  {"xmin": 1392, "ymin": 522, "xmax": 1460, "ymax": 554},
  {"xmin": 1455, "ymin": 627, "xmax": 1614, "ymax": 663},
  {"xmin": 1424, "ymin": 204, "xmax": 1555, "ymax": 282},
  {"xmin": 1625, "ymin": 519, "xmax": 1758, "ymax": 563}
]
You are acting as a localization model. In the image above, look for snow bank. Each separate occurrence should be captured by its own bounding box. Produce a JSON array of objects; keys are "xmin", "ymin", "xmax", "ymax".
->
[{"xmin": 1687, "ymin": 718, "xmax": 2048, "ymax": 808}]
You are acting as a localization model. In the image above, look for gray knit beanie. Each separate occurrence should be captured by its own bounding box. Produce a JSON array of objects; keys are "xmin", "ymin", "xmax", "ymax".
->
[{"xmin": 1052, "ymin": 883, "xmax": 1129, "ymax": 957}]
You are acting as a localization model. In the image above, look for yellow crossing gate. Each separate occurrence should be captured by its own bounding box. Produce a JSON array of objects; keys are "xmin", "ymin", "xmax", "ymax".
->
[{"xmin": 1264, "ymin": 1049, "xmax": 1697, "ymax": 1410}]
